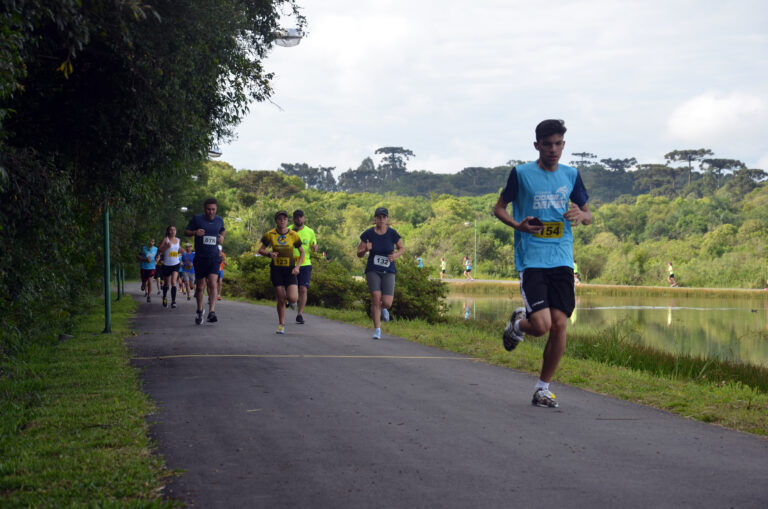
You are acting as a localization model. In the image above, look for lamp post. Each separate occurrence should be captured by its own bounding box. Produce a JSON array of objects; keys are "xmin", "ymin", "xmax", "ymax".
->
[{"xmin": 464, "ymin": 220, "xmax": 477, "ymax": 280}]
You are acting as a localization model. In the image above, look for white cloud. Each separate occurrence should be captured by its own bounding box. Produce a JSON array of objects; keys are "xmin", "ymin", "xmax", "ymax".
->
[{"xmin": 666, "ymin": 92, "xmax": 767, "ymax": 142}]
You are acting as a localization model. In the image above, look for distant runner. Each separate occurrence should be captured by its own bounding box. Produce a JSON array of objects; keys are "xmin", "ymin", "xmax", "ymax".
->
[
  {"xmin": 463, "ymin": 256, "xmax": 473, "ymax": 280},
  {"xmin": 137, "ymin": 238, "xmax": 157, "ymax": 303},
  {"xmin": 493, "ymin": 119, "xmax": 592, "ymax": 408},
  {"xmin": 259, "ymin": 210, "xmax": 305, "ymax": 334},
  {"xmin": 290, "ymin": 209, "xmax": 318, "ymax": 325},
  {"xmin": 217, "ymin": 246, "xmax": 227, "ymax": 300},
  {"xmin": 440, "ymin": 257, "xmax": 447, "ymax": 279},
  {"xmin": 184, "ymin": 198, "xmax": 226, "ymax": 325},
  {"xmin": 356, "ymin": 207, "xmax": 405, "ymax": 340},
  {"xmin": 667, "ymin": 262, "xmax": 678, "ymax": 287},
  {"xmin": 180, "ymin": 243, "xmax": 195, "ymax": 301}
]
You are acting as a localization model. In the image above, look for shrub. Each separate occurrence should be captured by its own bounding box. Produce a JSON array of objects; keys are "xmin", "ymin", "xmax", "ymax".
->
[{"xmin": 360, "ymin": 261, "xmax": 448, "ymax": 323}]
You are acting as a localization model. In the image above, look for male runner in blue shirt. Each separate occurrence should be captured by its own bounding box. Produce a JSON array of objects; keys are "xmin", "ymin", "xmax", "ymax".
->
[
  {"xmin": 493, "ymin": 119, "xmax": 592, "ymax": 408},
  {"xmin": 185, "ymin": 198, "xmax": 226, "ymax": 325}
]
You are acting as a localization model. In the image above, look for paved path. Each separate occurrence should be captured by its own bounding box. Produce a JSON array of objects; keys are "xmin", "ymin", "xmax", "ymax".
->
[{"xmin": 128, "ymin": 290, "xmax": 768, "ymax": 508}]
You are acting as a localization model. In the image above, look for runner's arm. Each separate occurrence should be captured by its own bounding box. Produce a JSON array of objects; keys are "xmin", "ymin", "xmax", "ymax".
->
[{"xmin": 493, "ymin": 196, "xmax": 542, "ymax": 234}]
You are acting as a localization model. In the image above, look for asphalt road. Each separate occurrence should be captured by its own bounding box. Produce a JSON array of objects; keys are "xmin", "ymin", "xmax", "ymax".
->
[{"xmin": 128, "ymin": 290, "xmax": 768, "ymax": 508}]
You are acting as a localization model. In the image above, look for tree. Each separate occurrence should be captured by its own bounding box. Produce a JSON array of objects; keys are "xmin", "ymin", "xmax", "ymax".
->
[
  {"xmin": 664, "ymin": 149, "xmax": 713, "ymax": 186},
  {"xmin": 375, "ymin": 146, "xmax": 414, "ymax": 181},
  {"xmin": 569, "ymin": 152, "xmax": 598, "ymax": 169},
  {"xmin": 634, "ymin": 164, "xmax": 676, "ymax": 194},
  {"xmin": 280, "ymin": 163, "xmax": 337, "ymax": 191},
  {"xmin": 701, "ymin": 158, "xmax": 746, "ymax": 189},
  {"xmin": 0, "ymin": 0, "xmax": 306, "ymax": 352},
  {"xmin": 600, "ymin": 157, "xmax": 637, "ymax": 172},
  {"xmin": 337, "ymin": 157, "xmax": 379, "ymax": 192}
]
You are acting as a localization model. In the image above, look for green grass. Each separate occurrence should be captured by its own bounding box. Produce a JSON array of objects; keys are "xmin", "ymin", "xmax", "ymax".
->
[
  {"xmin": 0, "ymin": 295, "xmax": 176, "ymax": 508},
  {"xmin": 301, "ymin": 305, "xmax": 768, "ymax": 437}
]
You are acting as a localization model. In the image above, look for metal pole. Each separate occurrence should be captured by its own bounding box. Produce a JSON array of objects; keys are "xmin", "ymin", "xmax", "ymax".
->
[
  {"xmin": 473, "ymin": 219, "xmax": 477, "ymax": 280},
  {"xmin": 103, "ymin": 204, "xmax": 111, "ymax": 333}
]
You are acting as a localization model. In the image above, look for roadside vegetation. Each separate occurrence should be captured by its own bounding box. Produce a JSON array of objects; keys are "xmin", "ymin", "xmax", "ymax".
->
[{"xmin": 0, "ymin": 296, "xmax": 176, "ymax": 507}]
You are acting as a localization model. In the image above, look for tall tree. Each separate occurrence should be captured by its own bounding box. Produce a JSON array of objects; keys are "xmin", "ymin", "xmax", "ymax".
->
[
  {"xmin": 701, "ymin": 158, "xmax": 746, "ymax": 189},
  {"xmin": 375, "ymin": 146, "xmax": 414, "ymax": 181},
  {"xmin": 569, "ymin": 152, "xmax": 598, "ymax": 169},
  {"xmin": 600, "ymin": 157, "xmax": 637, "ymax": 172},
  {"xmin": 664, "ymin": 149, "xmax": 714, "ymax": 186}
]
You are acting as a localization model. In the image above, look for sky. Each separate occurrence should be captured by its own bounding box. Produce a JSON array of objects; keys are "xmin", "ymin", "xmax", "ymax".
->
[{"xmin": 219, "ymin": 0, "xmax": 768, "ymax": 175}]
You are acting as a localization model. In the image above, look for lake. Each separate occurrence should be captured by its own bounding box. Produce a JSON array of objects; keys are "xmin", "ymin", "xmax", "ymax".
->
[{"xmin": 448, "ymin": 291, "xmax": 768, "ymax": 368}]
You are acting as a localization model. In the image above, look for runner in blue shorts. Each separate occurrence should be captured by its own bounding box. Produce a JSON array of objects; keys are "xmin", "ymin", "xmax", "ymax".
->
[{"xmin": 493, "ymin": 119, "xmax": 592, "ymax": 408}]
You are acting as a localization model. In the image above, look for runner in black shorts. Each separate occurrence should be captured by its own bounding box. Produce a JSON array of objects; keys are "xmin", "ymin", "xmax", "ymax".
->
[
  {"xmin": 493, "ymin": 119, "xmax": 592, "ymax": 408},
  {"xmin": 184, "ymin": 198, "xmax": 226, "ymax": 324},
  {"xmin": 258, "ymin": 210, "xmax": 305, "ymax": 334}
]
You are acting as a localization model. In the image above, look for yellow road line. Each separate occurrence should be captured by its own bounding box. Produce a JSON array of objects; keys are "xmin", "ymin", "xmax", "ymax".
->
[{"xmin": 131, "ymin": 353, "xmax": 476, "ymax": 361}]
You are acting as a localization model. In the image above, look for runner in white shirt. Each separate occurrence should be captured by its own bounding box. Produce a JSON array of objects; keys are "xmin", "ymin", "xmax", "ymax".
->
[{"xmin": 156, "ymin": 226, "xmax": 182, "ymax": 309}]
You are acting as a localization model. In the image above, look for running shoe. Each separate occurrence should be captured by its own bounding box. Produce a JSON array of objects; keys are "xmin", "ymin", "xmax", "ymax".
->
[
  {"xmin": 276, "ymin": 324, "xmax": 285, "ymax": 334},
  {"xmin": 157, "ymin": 290, "xmax": 161, "ymax": 296},
  {"xmin": 195, "ymin": 310, "xmax": 203, "ymax": 325},
  {"xmin": 171, "ymin": 302, "xmax": 177, "ymax": 309},
  {"xmin": 381, "ymin": 308, "xmax": 390, "ymax": 322},
  {"xmin": 207, "ymin": 311, "xmax": 217, "ymax": 323},
  {"xmin": 372, "ymin": 328, "xmax": 382, "ymax": 340},
  {"xmin": 162, "ymin": 298, "xmax": 167, "ymax": 308},
  {"xmin": 187, "ymin": 295, "xmax": 191, "ymax": 301},
  {"xmin": 146, "ymin": 295, "xmax": 151, "ymax": 303},
  {"xmin": 296, "ymin": 314, "xmax": 305, "ymax": 324},
  {"xmin": 502, "ymin": 307, "xmax": 526, "ymax": 351},
  {"xmin": 288, "ymin": 301, "xmax": 296, "ymax": 311},
  {"xmin": 532, "ymin": 388, "xmax": 558, "ymax": 408},
  {"xmin": 217, "ymin": 296, "xmax": 222, "ymax": 301}
]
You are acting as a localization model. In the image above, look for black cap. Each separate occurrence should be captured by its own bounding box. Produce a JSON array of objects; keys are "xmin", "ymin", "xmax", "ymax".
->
[
  {"xmin": 293, "ymin": 209, "xmax": 305, "ymax": 218},
  {"xmin": 374, "ymin": 207, "xmax": 389, "ymax": 217},
  {"xmin": 275, "ymin": 210, "xmax": 289, "ymax": 220}
]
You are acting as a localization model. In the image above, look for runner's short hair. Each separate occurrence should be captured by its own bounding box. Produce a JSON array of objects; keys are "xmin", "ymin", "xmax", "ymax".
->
[
  {"xmin": 535, "ymin": 119, "xmax": 567, "ymax": 141},
  {"xmin": 204, "ymin": 198, "xmax": 218, "ymax": 207}
]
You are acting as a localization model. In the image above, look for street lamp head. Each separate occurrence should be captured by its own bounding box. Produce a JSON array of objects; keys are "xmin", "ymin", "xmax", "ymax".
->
[
  {"xmin": 274, "ymin": 28, "xmax": 303, "ymax": 47},
  {"xmin": 180, "ymin": 207, "xmax": 188, "ymax": 213},
  {"xmin": 464, "ymin": 221, "xmax": 471, "ymax": 227},
  {"xmin": 208, "ymin": 145, "xmax": 222, "ymax": 158}
]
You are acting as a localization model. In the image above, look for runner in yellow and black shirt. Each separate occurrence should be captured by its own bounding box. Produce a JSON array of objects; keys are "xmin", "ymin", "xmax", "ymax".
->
[{"xmin": 258, "ymin": 210, "xmax": 305, "ymax": 334}]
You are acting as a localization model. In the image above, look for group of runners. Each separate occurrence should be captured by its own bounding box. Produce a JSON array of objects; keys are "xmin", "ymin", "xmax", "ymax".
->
[
  {"xmin": 136, "ymin": 119, "xmax": 595, "ymax": 409},
  {"xmin": 138, "ymin": 199, "xmax": 228, "ymax": 322}
]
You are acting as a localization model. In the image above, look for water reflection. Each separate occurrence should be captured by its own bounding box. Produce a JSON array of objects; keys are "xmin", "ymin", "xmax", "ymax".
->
[{"xmin": 448, "ymin": 292, "xmax": 768, "ymax": 367}]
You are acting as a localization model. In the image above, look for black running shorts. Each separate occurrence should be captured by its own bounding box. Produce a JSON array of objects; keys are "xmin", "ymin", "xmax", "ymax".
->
[{"xmin": 519, "ymin": 266, "xmax": 575, "ymax": 318}]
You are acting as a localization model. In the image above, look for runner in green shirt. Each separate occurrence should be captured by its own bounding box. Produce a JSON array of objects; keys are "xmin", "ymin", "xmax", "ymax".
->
[{"xmin": 291, "ymin": 210, "xmax": 318, "ymax": 324}]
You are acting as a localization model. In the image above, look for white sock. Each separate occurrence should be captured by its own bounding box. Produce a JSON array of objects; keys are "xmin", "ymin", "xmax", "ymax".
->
[
  {"xmin": 535, "ymin": 380, "xmax": 549, "ymax": 391},
  {"xmin": 374, "ymin": 327, "xmax": 381, "ymax": 334},
  {"xmin": 514, "ymin": 319, "xmax": 523, "ymax": 335}
]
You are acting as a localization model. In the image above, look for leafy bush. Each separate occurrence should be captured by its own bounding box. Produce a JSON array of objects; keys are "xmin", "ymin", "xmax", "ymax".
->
[
  {"xmin": 360, "ymin": 261, "xmax": 448, "ymax": 323},
  {"xmin": 306, "ymin": 260, "xmax": 367, "ymax": 309},
  {"xmin": 228, "ymin": 253, "xmax": 366, "ymax": 310}
]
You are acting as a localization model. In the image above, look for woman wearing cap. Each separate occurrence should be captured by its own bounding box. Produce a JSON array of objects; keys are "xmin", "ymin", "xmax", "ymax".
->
[
  {"xmin": 258, "ymin": 210, "xmax": 305, "ymax": 334},
  {"xmin": 356, "ymin": 207, "xmax": 405, "ymax": 339}
]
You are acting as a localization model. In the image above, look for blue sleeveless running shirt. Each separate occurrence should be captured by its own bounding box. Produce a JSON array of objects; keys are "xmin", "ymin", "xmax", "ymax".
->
[{"xmin": 500, "ymin": 161, "xmax": 589, "ymax": 272}]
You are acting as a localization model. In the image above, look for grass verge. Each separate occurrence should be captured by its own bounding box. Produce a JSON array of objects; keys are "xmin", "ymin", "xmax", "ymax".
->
[
  {"xmin": 303, "ymin": 305, "xmax": 768, "ymax": 437},
  {"xmin": 0, "ymin": 295, "xmax": 175, "ymax": 507}
]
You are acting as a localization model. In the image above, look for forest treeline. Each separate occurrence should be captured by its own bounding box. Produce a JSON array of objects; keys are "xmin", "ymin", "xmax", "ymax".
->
[
  {"xmin": 279, "ymin": 147, "xmax": 765, "ymax": 205},
  {"xmin": 196, "ymin": 160, "xmax": 768, "ymax": 292}
]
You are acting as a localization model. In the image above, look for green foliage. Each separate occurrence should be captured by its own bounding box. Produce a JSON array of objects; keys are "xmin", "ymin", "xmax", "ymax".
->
[
  {"xmin": 371, "ymin": 261, "xmax": 449, "ymax": 323},
  {"xmin": 0, "ymin": 1, "xmax": 305, "ymax": 355}
]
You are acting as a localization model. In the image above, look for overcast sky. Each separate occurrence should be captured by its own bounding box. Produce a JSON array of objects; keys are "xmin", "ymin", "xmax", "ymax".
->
[{"xmin": 219, "ymin": 0, "xmax": 768, "ymax": 175}]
